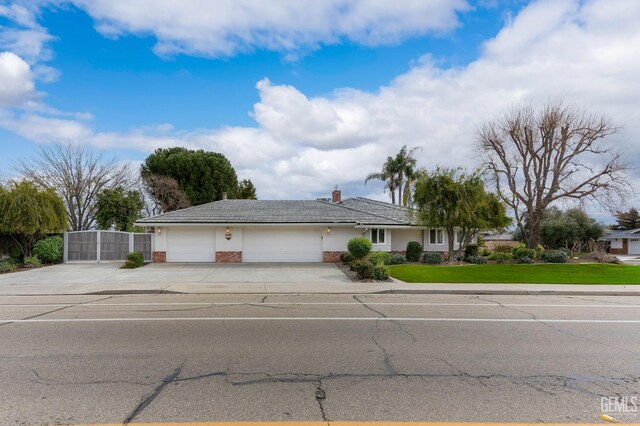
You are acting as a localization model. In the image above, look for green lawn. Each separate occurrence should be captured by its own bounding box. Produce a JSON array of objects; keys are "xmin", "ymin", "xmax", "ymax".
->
[{"xmin": 389, "ymin": 263, "xmax": 640, "ymax": 284}]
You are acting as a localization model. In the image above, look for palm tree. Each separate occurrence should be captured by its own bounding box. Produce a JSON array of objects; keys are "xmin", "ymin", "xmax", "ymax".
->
[
  {"xmin": 365, "ymin": 156, "xmax": 399, "ymax": 204},
  {"xmin": 394, "ymin": 145, "xmax": 422, "ymax": 206}
]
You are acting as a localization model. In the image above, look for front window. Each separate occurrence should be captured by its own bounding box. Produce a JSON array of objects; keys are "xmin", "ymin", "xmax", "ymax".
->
[
  {"xmin": 429, "ymin": 228, "xmax": 443, "ymax": 245},
  {"xmin": 371, "ymin": 228, "xmax": 386, "ymax": 244},
  {"xmin": 456, "ymin": 230, "xmax": 462, "ymax": 244}
]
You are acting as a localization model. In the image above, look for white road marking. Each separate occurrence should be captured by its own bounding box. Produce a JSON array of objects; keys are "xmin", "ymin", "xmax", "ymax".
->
[
  {"xmin": 1, "ymin": 317, "xmax": 640, "ymax": 323},
  {"xmin": 1, "ymin": 302, "xmax": 640, "ymax": 308}
]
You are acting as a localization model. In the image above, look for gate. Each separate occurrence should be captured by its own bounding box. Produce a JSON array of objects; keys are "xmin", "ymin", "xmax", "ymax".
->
[{"xmin": 64, "ymin": 230, "xmax": 154, "ymax": 263}]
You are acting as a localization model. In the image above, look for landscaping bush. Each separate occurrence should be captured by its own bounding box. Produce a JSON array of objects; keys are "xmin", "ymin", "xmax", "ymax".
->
[
  {"xmin": 464, "ymin": 244, "xmax": 479, "ymax": 259},
  {"xmin": 121, "ymin": 260, "xmax": 137, "ymax": 269},
  {"xmin": 33, "ymin": 236, "xmax": 63, "ymax": 264},
  {"xmin": 405, "ymin": 241, "xmax": 423, "ymax": 262},
  {"xmin": 517, "ymin": 256, "xmax": 535, "ymax": 264},
  {"xmin": 127, "ymin": 251, "xmax": 145, "ymax": 268},
  {"xmin": 466, "ymin": 255, "xmax": 487, "ymax": 264},
  {"xmin": 339, "ymin": 252, "xmax": 354, "ymax": 264},
  {"xmin": 480, "ymin": 247, "xmax": 491, "ymax": 257},
  {"xmin": 495, "ymin": 245, "xmax": 514, "ymax": 253},
  {"xmin": 352, "ymin": 259, "xmax": 375, "ymax": 279},
  {"xmin": 368, "ymin": 251, "xmax": 391, "ymax": 265},
  {"xmin": 24, "ymin": 255, "xmax": 42, "ymax": 268},
  {"xmin": 421, "ymin": 251, "xmax": 442, "ymax": 264},
  {"xmin": 541, "ymin": 250, "xmax": 568, "ymax": 263},
  {"xmin": 347, "ymin": 237, "xmax": 372, "ymax": 259},
  {"xmin": 494, "ymin": 252, "xmax": 512, "ymax": 264},
  {"xmin": 0, "ymin": 260, "xmax": 17, "ymax": 273},
  {"xmin": 487, "ymin": 251, "xmax": 496, "ymax": 260},
  {"xmin": 513, "ymin": 247, "xmax": 537, "ymax": 261},
  {"xmin": 389, "ymin": 254, "xmax": 407, "ymax": 265},
  {"xmin": 535, "ymin": 244, "xmax": 545, "ymax": 258},
  {"xmin": 373, "ymin": 263, "xmax": 390, "ymax": 280}
]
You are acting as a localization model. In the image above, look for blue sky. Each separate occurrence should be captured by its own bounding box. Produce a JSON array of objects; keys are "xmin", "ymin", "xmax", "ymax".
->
[{"xmin": 0, "ymin": 0, "xmax": 638, "ymax": 222}]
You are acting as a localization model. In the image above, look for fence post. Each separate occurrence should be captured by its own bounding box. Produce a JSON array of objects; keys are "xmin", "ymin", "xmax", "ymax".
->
[
  {"xmin": 96, "ymin": 230, "xmax": 101, "ymax": 263},
  {"xmin": 63, "ymin": 232, "xmax": 68, "ymax": 263},
  {"xmin": 129, "ymin": 233, "xmax": 134, "ymax": 255}
]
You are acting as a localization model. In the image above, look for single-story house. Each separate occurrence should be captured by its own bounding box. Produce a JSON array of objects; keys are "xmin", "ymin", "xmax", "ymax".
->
[
  {"xmin": 603, "ymin": 229, "xmax": 640, "ymax": 255},
  {"xmin": 481, "ymin": 232, "xmax": 518, "ymax": 250},
  {"xmin": 136, "ymin": 188, "xmax": 470, "ymax": 263}
]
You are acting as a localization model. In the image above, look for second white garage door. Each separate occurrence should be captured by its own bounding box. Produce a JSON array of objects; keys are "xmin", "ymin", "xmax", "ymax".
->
[
  {"xmin": 243, "ymin": 228, "xmax": 322, "ymax": 262},
  {"xmin": 166, "ymin": 227, "xmax": 215, "ymax": 262},
  {"xmin": 630, "ymin": 239, "xmax": 640, "ymax": 255}
]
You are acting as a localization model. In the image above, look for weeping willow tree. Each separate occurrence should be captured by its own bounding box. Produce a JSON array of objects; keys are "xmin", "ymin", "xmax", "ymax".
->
[
  {"xmin": 413, "ymin": 168, "xmax": 511, "ymax": 261},
  {"xmin": 0, "ymin": 181, "xmax": 67, "ymax": 257}
]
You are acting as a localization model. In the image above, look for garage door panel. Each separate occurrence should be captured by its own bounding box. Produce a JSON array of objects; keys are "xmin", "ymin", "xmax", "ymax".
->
[
  {"xmin": 167, "ymin": 228, "xmax": 215, "ymax": 262},
  {"xmin": 243, "ymin": 228, "xmax": 322, "ymax": 262},
  {"xmin": 630, "ymin": 239, "xmax": 640, "ymax": 255}
]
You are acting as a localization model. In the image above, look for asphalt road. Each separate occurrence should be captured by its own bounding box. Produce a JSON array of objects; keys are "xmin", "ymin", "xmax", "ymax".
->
[{"xmin": 1, "ymin": 293, "xmax": 639, "ymax": 425}]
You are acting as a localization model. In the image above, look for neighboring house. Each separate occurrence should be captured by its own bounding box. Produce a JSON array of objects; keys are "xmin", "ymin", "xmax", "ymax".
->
[
  {"xmin": 603, "ymin": 229, "xmax": 640, "ymax": 255},
  {"xmin": 481, "ymin": 232, "xmax": 518, "ymax": 250},
  {"xmin": 135, "ymin": 188, "xmax": 470, "ymax": 263}
]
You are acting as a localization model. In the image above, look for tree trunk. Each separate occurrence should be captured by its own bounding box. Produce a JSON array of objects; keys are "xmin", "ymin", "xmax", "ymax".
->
[
  {"xmin": 525, "ymin": 211, "xmax": 544, "ymax": 248},
  {"xmin": 446, "ymin": 226, "xmax": 455, "ymax": 262},
  {"xmin": 390, "ymin": 188, "xmax": 396, "ymax": 204},
  {"xmin": 397, "ymin": 185, "xmax": 402, "ymax": 206}
]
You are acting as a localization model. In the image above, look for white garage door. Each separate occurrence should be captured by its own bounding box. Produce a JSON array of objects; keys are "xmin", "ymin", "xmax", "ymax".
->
[
  {"xmin": 166, "ymin": 228, "xmax": 215, "ymax": 262},
  {"xmin": 630, "ymin": 239, "xmax": 640, "ymax": 255},
  {"xmin": 243, "ymin": 228, "xmax": 322, "ymax": 262}
]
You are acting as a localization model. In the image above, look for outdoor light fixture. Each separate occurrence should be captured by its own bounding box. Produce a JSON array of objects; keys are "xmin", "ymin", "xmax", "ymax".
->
[
  {"xmin": 156, "ymin": 227, "xmax": 162, "ymax": 235},
  {"xmin": 225, "ymin": 227, "xmax": 232, "ymax": 240},
  {"xmin": 327, "ymin": 227, "xmax": 331, "ymax": 234}
]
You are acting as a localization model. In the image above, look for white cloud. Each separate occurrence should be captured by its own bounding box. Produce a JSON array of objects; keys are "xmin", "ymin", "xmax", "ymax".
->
[
  {"xmin": 1, "ymin": 0, "xmax": 639, "ymax": 211},
  {"xmin": 70, "ymin": 0, "xmax": 469, "ymax": 58},
  {"xmin": 0, "ymin": 3, "xmax": 55, "ymax": 65},
  {"xmin": 0, "ymin": 51, "xmax": 36, "ymax": 107}
]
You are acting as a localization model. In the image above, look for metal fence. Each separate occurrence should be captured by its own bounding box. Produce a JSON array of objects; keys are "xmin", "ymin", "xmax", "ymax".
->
[{"xmin": 64, "ymin": 231, "xmax": 154, "ymax": 263}]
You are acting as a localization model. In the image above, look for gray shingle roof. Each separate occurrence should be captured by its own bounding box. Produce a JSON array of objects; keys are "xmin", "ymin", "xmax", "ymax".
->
[
  {"xmin": 136, "ymin": 198, "xmax": 415, "ymax": 225},
  {"xmin": 603, "ymin": 229, "xmax": 640, "ymax": 239}
]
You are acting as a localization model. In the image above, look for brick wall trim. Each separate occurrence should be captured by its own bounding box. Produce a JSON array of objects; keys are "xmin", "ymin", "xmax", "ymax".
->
[
  {"xmin": 152, "ymin": 251, "xmax": 166, "ymax": 263},
  {"xmin": 216, "ymin": 251, "xmax": 242, "ymax": 263},
  {"xmin": 323, "ymin": 251, "xmax": 343, "ymax": 263}
]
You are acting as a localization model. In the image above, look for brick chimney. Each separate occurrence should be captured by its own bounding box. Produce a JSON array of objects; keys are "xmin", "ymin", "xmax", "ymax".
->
[{"xmin": 331, "ymin": 185, "xmax": 341, "ymax": 203}]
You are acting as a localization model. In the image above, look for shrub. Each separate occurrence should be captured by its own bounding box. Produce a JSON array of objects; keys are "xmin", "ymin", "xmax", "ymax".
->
[
  {"xmin": 368, "ymin": 251, "xmax": 391, "ymax": 265},
  {"xmin": 517, "ymin": 256, "xmax": 535, "ymax": 264},
  {"xmin": 480, "ymin": 247, "xmax": 491, "ymax": 257},
  {"xmin": 466, "ymin": 255, "xmax": 487, "ymax": 264},
  {"xmin": 121, "ymin": 260, "xmax": 137, "ymax": 269},
  {"xmin": 405, "ymin": 241, "xmax": 423, "ymax": 262},
  {"xmin": 422, "ymin": 251, "xmax": 442, "ymax": 264},
  {"xmin": 541, "ymin": 250, "xmax": 568, "ymax": 263},
  {"xmin": 127, "ymin": 251, "xmax": 145, "ymax": 267},
  {"xmin": 24, "ymin": 255, "xmax": 42, "ymax": 268},
  {"xmin": 464, "ymin": 244, "xmax": 478, "ymax": 259},
  {"xmin": 33, "ymin": 236, "xmax": 64, "ymax": 264},
  {"xmin": 389, "ymin": 254, "xmax": 407, "ymax": 265},
  {"xmin": 487, "ymin": 251, "xmax": 496, "ymax": 260},
  {"xmin": 0, "ymin": 260, "xmax": 17, "ymax": 273},
  {"xmin": 339, "ymin": 252, "xmax": 354, "ymax": 264},
  {"xmin": 352, "ymin": 259, "xmax": 375, "ymax": 279},
  {"xmin": 348, "ymin": 237, "xmax": 372, "ymax": 259},
  {"xmin": 495, "ymin": 245, "xmax": 514, "ymax": 253},
  {"xmin": 535, "ymin": 244, "xmax": 545, "ymax": 257},
  {"xmin": 373, "ymin": 263, "xmax": 390, "ymax": 280},
  {"xmin": 513, "ymin": 247, "xmax": 537, "ymax": 261},
  {"xmin": 494, "ymin": 252, "xmax": 513, "ymax": 264}
]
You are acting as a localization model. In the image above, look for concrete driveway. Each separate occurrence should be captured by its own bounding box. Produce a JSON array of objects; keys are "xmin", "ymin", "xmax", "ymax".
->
[{"xmin": 0, "ymin": 262, "xmax": 351, "ymax": 285}]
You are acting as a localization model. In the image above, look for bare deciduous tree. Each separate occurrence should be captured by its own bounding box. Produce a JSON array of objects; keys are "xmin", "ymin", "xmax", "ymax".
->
[
  {"xmin": 479, "ymin": 100, "xmax": 629, "ymax": 248},
  {"xmin": 140, "ymin": 174, "xmax": 190, "ymax": 216},
  {"xmin": 15, "ymin": 144, "xmax": 132, "ymax": 231}
]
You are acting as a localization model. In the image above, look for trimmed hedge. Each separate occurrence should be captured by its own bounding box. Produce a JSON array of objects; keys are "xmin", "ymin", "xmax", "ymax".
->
[
  {"xmin": 33, "ymin": 236, "xmax": 63, "ymax": 264},
  {"xmin": 517, "ymin": 256, "xmax": 535, "ymax": 264},
  {"xmin": 373, "ymin": 263, "xmax": 390, "ymax": 280},
  {"xmin": 495, "ymin": 245, "xmax": 514, "ymax": 253},
  {"xmin": 369, "ymin": 251, "xmax": 391, "ymax": 266},
  {"xmin": 466, "ymin": 255, "xmax": 487, "ymax": 264},
  {"xmin": 352, "ymin": 259, "xmax": 375, "ymax": 279},
  {"xmin": 339, "ymin": 252, "xmax": 354, "ymax": 264},
  {"xmin": 405, "ymin": 241, "xmax": 423, "ymax": 262},
  {"xmin": 127, "ymin": 251, "xmax": 145, "ymax": 268},
  {"xmin": 348, "ymin": 237, "xmax": 372, "ymax": 259},
  {"xmin": 494, "ymin": 252, "xmax": 512, "ymax": 264},
  {"xmin": 513, "ymin": 247, "xmax": 537, "ymax": 261},
  {"xmin": 389, "ymin": 254, "xmax": 407, "ymax": 265},
  {"xmin": 422, "ymin": 251, "xmax": 442, "ymax": 264},
  {"xmin": 541, "ymin": 250, "xmax": 568, "ymax": 263}
]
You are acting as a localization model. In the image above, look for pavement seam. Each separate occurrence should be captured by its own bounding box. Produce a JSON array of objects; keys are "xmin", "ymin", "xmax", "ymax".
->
[{"xmin": 123, "ymin": 363, "xmax": 184, "ymax": 424}]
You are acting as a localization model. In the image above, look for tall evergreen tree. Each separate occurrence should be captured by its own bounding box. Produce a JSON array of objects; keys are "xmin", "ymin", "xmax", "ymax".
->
[{"xmin": 614, "ymin": 207, "xmax": 640, "ymax": 230}]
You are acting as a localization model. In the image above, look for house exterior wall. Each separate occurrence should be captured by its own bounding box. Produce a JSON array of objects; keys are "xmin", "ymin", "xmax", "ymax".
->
[
  {"xmin": 610, "ymin": 239, "xmax": 623, "ymax": 249},
  {"xmin": 391, "ymin": 229, "xmax": 423, "ymax": 252},
  {"xmin": 322, "ymin": 227, "xmax": 361, "ymax": 251},
  {"xmin": 215, "ymin": 227, "xmax": 243, "ymax": 252}
]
